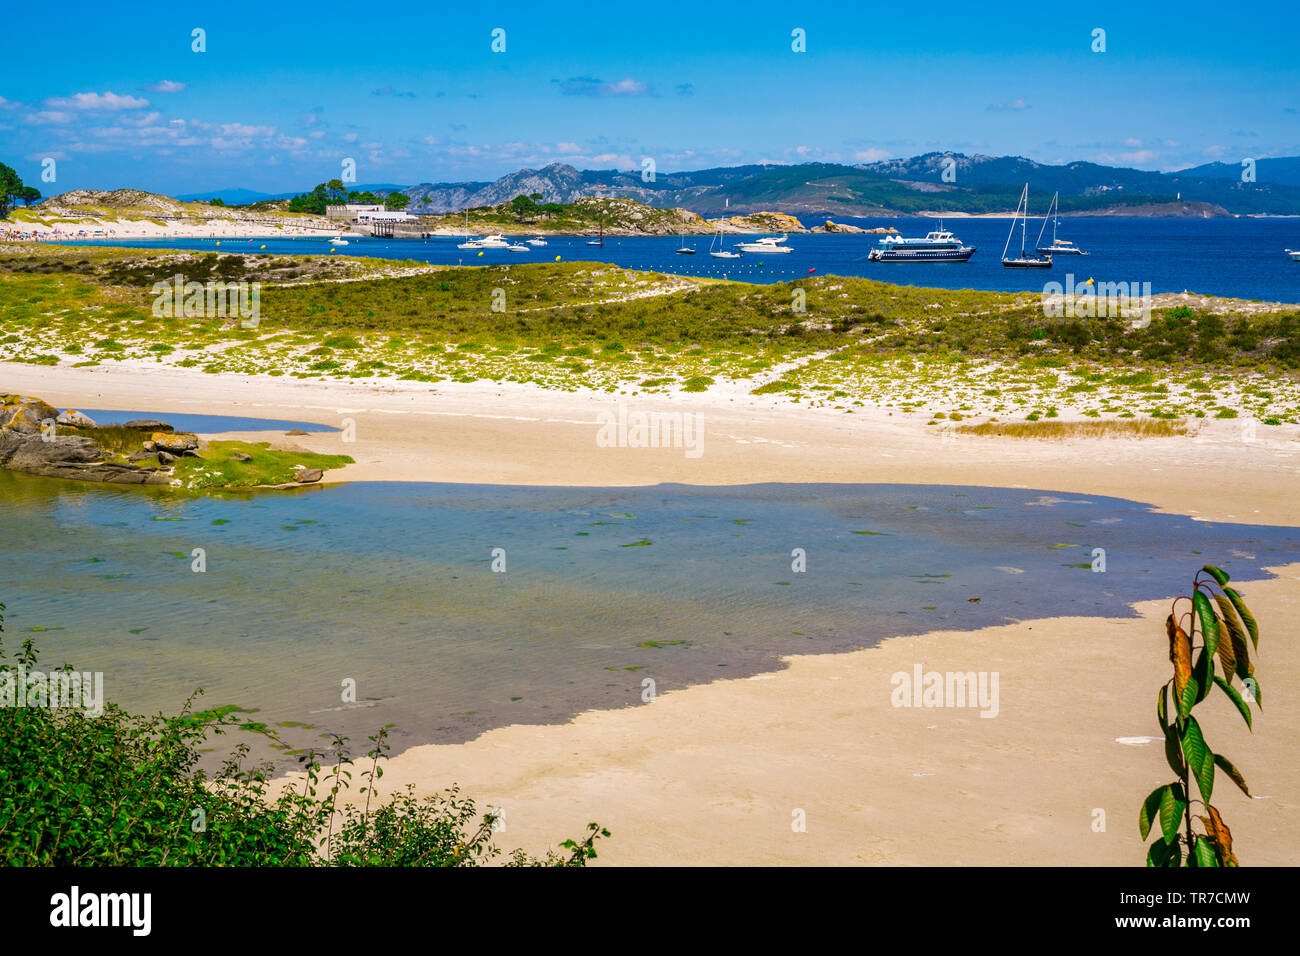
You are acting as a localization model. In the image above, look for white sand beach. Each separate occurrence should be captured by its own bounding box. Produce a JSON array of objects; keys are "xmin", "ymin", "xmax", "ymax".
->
[{"xmin": 6, "ymin": 359, "xmax": 1298, "ymax": 865}]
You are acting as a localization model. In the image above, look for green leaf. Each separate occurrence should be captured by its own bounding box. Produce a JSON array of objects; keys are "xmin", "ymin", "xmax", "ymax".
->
[
  {"xmin": 1139, "ymin": 786, "xmax": 1165, "ymax": 840},
  {"xmin": 1191, "ymin": 836, "xmax": 1220, "ymax": 867},
  {"xmin": 1192, "ymin": 647, "xmax": 1214, "ymax": 704},
  {"xmin": 1201, "ymin": 564, "xmax": 1230, "ymax": 586},
  {"xmin": 1147, "ymin": 836, "xmax": 1181, "ymax": 867},
  {"xmin": 1164, "ymin": 724, "xmax": 1185, "ymax": 777},
  {"xmin": 1179, "ymin": 667, "xmax": 1200, "ymax": 722},
  {"xmin": 1213, "ymin": 676, "xmax": 1252, "ymax": 731},
  {"xmin": 1157, "ymin": 687, "xmax": 1185, "ymax": 776},
  {"xmin": 1181, "ymin": 717, "xmax": 1215, "ymax": 804},
  {"xmin": 1222, "ymin": 586, "xmax": 1258, "ymax": 651},
  {"xmin": 1213, "ymin": 753, "xmax": 1251, "ymax": 798},
  {"xmin": 1193, "ymin": 590, "xmax": 1220, "ymax": 661},
  {"xmin": 1158, "ymin": 785, "xmax": 1186, "ymax": 844},
  {"xmin": 1244, "ymin": 676, "xmax": 1262, "ymax": 709}
]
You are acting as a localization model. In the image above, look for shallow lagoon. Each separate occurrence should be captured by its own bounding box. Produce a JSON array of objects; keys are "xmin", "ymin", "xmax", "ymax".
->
[{"xmin": 2, "ymin": 470, "xmax": 1295, "ymax": 760}]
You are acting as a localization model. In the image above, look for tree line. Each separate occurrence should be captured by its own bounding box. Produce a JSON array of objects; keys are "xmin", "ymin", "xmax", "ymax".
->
[
  {"xmin": 1, "ymin": 163, "xmax": 43, "ymax": 218},
  {"xmin": 287, "ymin": 180, "xmax": 409, "ymax": 215}
]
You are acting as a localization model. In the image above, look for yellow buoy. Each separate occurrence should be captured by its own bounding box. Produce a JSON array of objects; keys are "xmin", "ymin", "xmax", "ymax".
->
[{"xmin": 477, "ymin": 251, "xmax": 484, "ymax": 257}]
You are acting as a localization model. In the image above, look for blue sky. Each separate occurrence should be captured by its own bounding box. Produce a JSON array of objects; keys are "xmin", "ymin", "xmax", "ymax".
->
[{"xmin": 2, "ymin": 1, "xmax": 1297, "ymax": 195}]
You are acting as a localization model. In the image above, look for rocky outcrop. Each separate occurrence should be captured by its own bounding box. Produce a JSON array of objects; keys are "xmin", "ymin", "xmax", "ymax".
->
[
  {"xmin": 56, "ymin": 409, "xmax": 97, "ymax": 427},
  {"xmin": 152, "ymin": 432, "xmax": 198, "ymax": 452},
  {"xmin": 0, "ymin": 394, "xmax": 172, "ymax": 484},
  {"xmin": 811, "ymin": 220, "xmax": 897, "ymax": 234}
]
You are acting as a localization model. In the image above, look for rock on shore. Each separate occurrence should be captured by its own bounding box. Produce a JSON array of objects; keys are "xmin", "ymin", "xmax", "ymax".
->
[{"xmin": 0, "ymin": 395, "xmax": 172, "ymax": 484}]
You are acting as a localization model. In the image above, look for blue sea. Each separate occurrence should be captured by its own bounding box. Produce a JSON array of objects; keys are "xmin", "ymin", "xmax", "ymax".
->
[{"xmin": 62, "ymin": 215, "xmax": 1300, "ymax": 304}]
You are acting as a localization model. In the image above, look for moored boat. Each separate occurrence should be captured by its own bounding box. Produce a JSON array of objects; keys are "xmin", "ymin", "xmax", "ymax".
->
[
  {"xmin": 1036, "ymin": 191, "xmax": 1088, "ymax": 256},
  {"xmin": 867, "ymin": 223, "xmax": 975, "ymax": 262},
  {"xmin": 735, "ymin": 235, "xmax": 793, "ymax": 254},
  {"xmin": 1002, "ymin": 185, "xmax": 1052, "ymax": 268},
  {"xmin": 1287, "ymin": 249, "xmax": 1300, "ymax": 261},
  {"xmin": 708, "ymin": 229, "xmax": 740, "ymax": 258}
]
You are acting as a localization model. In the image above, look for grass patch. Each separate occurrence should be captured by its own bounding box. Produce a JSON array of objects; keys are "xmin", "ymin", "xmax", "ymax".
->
[
  {"xmin": 171, "ymin": 441, "xmax": 353, "ymax": 490},
  {"xmin": 958, "ymin": 419, "xmax": 1190, "ymax": 439}
]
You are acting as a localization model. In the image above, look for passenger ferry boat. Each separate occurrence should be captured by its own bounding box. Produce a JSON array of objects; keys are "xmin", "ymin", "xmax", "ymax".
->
[{"xmin": 867, "ymin": 224, "xmax": 975, "ymax": 262}]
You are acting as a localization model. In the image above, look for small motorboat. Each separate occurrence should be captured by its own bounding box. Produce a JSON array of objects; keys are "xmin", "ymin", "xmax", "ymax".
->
[
  {"xmin": 507, "ymin": 243, "xmax": 529, "ymax": 252},
  {"xmin": 527, "ymin": 237, "xmax": 548, "ymax": 246},
  {"xmin": 1287, "ymin": 249, "xmax": 1300, "ymax": 261},
  {"xmin": 329, "ymin": 236, "xmax": 349, "ymax": 246}
]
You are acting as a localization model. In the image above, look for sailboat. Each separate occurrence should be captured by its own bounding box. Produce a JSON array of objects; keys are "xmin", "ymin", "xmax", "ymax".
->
[
  {"xmin": 675, "ymin": 231, "xmax": 696, "ymax": 255},
  {"xmin": 1036, "ymin": 191, "xmax": 1087, "ymax": 256},
  {"xmin": 456, "ymin": 210, "xmax": 483, "ymax": 250},
  {"xmin": 709, "ymin": 228, "xmax": 740, "ymax": 259},
  {"xmin": 1002, "ymin": 185, "xmax": 1052, "ymax": 268},
  {"xmin": 587, "ymin": 213, "xmax": 604, "ymax": 246}
]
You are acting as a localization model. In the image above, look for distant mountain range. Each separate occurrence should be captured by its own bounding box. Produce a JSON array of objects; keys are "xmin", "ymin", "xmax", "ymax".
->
[{"xmin": 188, "ymin": 154, "xmax": 1300, "ymax": 216}]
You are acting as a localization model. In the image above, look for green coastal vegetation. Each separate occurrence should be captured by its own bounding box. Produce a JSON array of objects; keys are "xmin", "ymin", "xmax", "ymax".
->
[
  {"xmin": 0, "ymin": 162, "xmax": 42, "ymax": 218},
  {"xmin": 287, "ymin": 179, "xmax": 408, "ymax": 215},
  {"xmin": 2, "ymin": 244, "xmax": 1299, "ymax": 425},
  {"xmin": 0, "ymin": 603, "xmax": 609, "ymax": 865}
]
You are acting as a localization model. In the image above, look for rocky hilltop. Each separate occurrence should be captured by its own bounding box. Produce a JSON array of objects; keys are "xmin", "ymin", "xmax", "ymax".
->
[
  {"xmin": 420, "ymin": 196, "xmax": 808, "ymax": 236},
  {"xmin": 9, "ymin": 190, "xmax": 332, "ymax": 234}
]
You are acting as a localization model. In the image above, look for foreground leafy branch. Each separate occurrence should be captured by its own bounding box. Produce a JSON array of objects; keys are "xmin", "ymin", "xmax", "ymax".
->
[{"xmin": 1140, "ymin": 565, "xmax": 1261, "ymax": 866}]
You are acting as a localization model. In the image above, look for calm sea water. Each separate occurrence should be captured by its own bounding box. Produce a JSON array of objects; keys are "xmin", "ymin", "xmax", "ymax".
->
[
  {"xmin": 2, "ymin": 469, "xmax": 1295, "ymax": 761},
  {"xmin": 76, "ymin": 409, "xmax": 337, "ymax": 434},
  {"xmin": 62, "ymin": 216, "xmax": 1300, "ymax": 303}
]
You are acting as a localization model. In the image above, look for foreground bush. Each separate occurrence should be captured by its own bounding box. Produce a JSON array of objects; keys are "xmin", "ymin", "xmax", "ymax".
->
[{"xmin": 0, "ymin": 602, "xmax": 608, "ymax": 866}]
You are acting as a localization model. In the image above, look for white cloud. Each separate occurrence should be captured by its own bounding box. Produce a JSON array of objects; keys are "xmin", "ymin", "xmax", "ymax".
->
[
  {"xmin": 28, "ymin": 110, "xmax": 73, "ymax": 125},
  {"xmin": 142, "ymin": 81, "xmax": 186, "ymax": 94},
  {"xmin": 46, "ymin": 91, "xmax": 150, "ymax": 111},
  {"xmin": 556, "ymin": 76, "xmax": 650, "ymax": 97},
  {"xmin": 853, "ymin": 148, "xmax": 892, "ymax": 163}
]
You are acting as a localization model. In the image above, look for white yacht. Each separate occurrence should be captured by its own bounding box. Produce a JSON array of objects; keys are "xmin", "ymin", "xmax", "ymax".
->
[
  {"xmin": 329, "ymin": 236, "xmax": 349, "ymax": 246},
  {"xmin": 507, "ymin": 242, "xmax": 529, "ymax": 252},
  {"xmin": 526, "ymin": 237, "xmax": 548, "ymax": 246},
  {"xmin": 708, "ymin": 230, "xmax": 740, "ymax": 259},
  {"xmin": 1287, "ymin": 249, "xmax": 1300, "ymax": 261},
  {"xmin": 1036, "ymin": 192, "xmax": 1088, "ymax": 256},
  {"xmin": 734, "ymin": 235, "xmax": 792, "ymax": 254}
]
